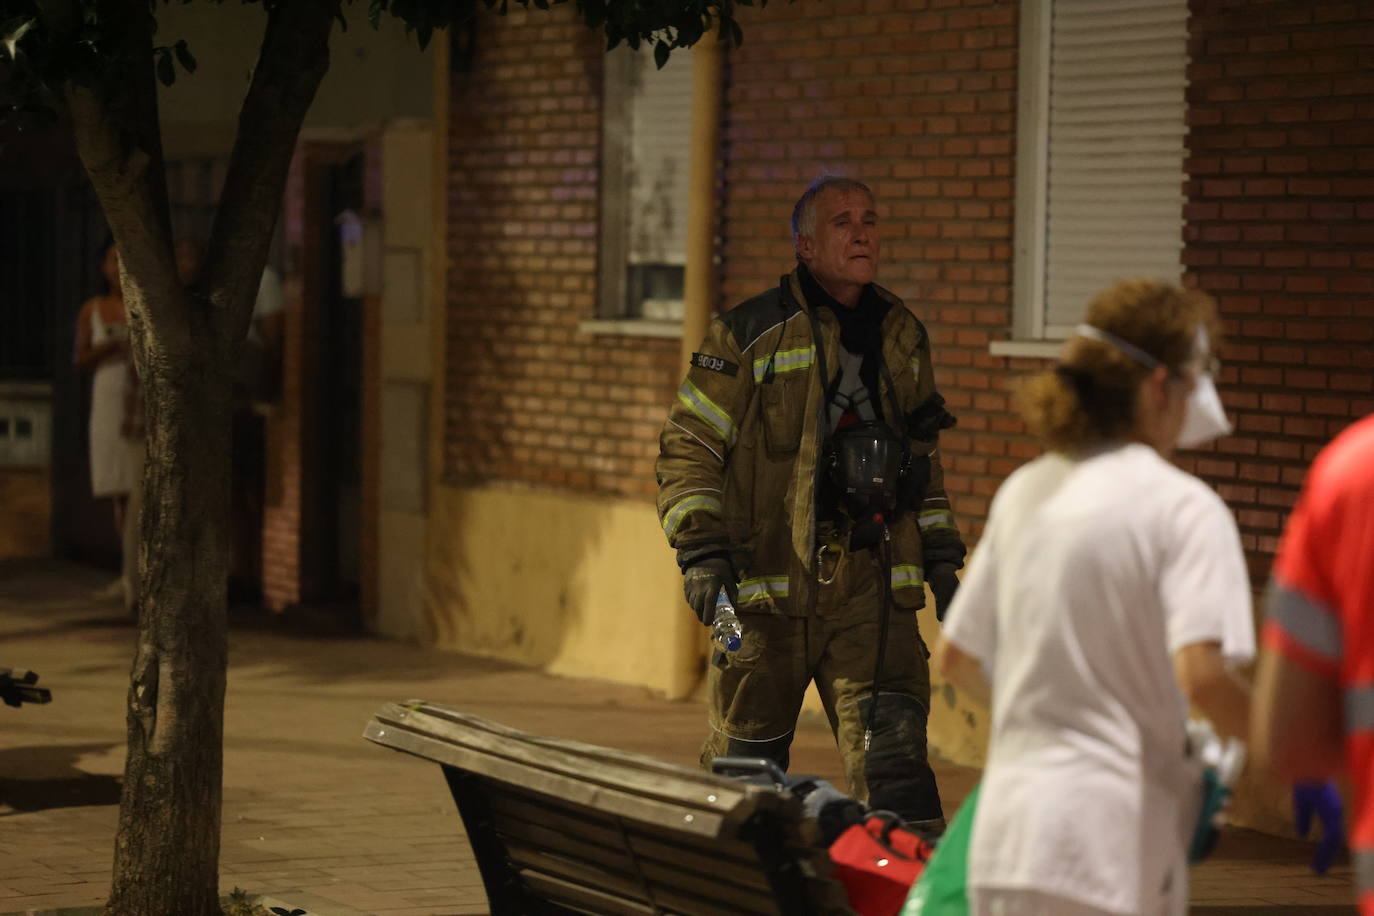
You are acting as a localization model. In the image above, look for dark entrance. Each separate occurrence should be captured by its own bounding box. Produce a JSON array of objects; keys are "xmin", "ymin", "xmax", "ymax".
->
[{"xmin": 303, "ymin": 150, "xmax": 364, "ymax": 609}]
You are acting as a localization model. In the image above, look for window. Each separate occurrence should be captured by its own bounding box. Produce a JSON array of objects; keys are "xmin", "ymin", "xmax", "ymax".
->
[
  {"xmin": 1008, "ymin": 0, "xmax": 1189, "ymax": 346},
  {"xmin": 598, "ymin": 45, "xmax": 695, "ymax": 326}
]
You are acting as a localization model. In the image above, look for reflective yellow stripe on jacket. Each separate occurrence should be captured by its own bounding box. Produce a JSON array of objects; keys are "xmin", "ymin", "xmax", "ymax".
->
[
  {"xmin": 891, "ymin": 564, "xmax": 924, "ymax": 592},
  {"xmin": 738, "ymin": 576, "xmax": 789, "ymax": 606},
  {"xmin": 918, "ymin": 509, "xmax": 957, "ymax": 533},
  {"xmin": 752, "ymin": 346, "xmax": 815, "ymax": 383},
  {"xmin": 677, "ymin": 379, "xmax": 737, "ymax": 448},
  {"xmin": 661, "ymin": 493, "xmax": 723, "ymax": 539}
]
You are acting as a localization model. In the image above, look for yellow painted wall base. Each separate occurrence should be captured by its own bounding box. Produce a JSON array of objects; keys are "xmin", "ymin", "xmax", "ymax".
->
[
  {"xmin": 426, "ymin": 482, "xmax": 701, "ymax": 698},
  {"xmin": 0, "ymin": 467, "xmax": 50, "ymax": 559}
]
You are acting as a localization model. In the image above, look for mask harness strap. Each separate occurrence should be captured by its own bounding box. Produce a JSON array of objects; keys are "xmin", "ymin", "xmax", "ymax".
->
[
  {"xmin": 864, "ymin": 328, "xmax": 904, "ymax": 752},
  {"xmin": 865, "ymin": 522, "xmax": 893, "ymax": 751},
  {"xmin": 854, "ymin": 316, "xmax": 905, "ymax": 752}
]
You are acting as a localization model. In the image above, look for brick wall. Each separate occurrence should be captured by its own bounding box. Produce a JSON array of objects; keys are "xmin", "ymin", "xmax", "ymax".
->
[
  {"xmin": 441, "ymin": 7, "xmax": 680, "ymax": 501},
  {"xmin": 0, "ymin": 467, "xmax": 50, "ymax": 558},
  {"xmin": 720, "ymin": 0, "xmax": 1021, "ymax": 537},
  {"xmin": 442, "ymin": 0, "xmax": 1373, "ymax": 584},
  {"xmin": 261, "ymin": 152, "xmax": 310, "ymax": 611},
  {"xmin": 1184, "ymin": 0, "xmax": 1374, "ymax": 581}
]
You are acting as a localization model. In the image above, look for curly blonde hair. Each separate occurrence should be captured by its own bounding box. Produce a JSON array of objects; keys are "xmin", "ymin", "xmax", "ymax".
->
[{"xmin": 1015, "ymin": 279, "xmax": 1219, "ymax": 452}]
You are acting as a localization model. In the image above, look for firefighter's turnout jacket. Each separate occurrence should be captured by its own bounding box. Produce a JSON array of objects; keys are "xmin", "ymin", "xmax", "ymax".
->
[{"xmin": 656, "ymin": 268, "xmax": 966, "ymax": 613}]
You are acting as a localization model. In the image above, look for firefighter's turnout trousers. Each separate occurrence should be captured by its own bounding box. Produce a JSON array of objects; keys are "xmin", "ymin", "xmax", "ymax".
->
[{"xmin": 699, "ymin": 544, "xmax": 942, "ymax": 823}]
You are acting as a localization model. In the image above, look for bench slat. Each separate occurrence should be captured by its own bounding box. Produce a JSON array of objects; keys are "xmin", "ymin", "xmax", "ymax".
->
[
  {"xmin": 371, "ymin": 720, "xmax": 734, "ymax": 839},
  {"xmin": 518, "ymin": 870, "xmax": 656, "ymax": 916},
  {"xmin": 366, "ymin": 703, "xmax": 770, "ymax": 823},
  {"xmin": 486, "ymin": 780, "xmax": 848, "ymax": 914},
  {"xmin": 505, "ymin": 843, "xmax": 656, "ymax": 907},
  {"xmin": 510, "ymin": 847, "xmax": 777, "ymax": 916},
  {"xmin": 495, "ymin": 809, "xmax": 784, "ymax": 910},
  {"xmin": 487, "ymin": 789, "xmax": 770, "ymax": 878}
]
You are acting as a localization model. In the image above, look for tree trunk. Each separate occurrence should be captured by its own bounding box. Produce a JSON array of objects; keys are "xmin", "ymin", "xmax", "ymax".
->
[
  {"xmin": 45, "ymin": 2, "xmax": 337, "ymax": 912},
  {"xmin": 107, "ymin": 297, "xmax": 234, "ymax": 916}
]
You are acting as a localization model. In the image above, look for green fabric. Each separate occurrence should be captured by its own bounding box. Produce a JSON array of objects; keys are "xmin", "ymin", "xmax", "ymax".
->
[{"xmin": 901, "ymin": 782, "xmax": 980, "ymax": 916}]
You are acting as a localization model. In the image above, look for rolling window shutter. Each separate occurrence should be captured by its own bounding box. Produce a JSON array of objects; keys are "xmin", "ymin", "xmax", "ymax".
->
[
  {"xmin": 1042, "ymin": 0, "xmax": 1188, "ymax": 334},
  {"xmin": 625, "ymin": 51, "xmax": 695, "ymax": 267}
]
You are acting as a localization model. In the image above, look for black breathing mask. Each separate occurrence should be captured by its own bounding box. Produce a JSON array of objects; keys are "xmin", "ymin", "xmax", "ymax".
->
[{"xmin": 825, "ymin": 421, "xmax": 910, "ymax": 519}]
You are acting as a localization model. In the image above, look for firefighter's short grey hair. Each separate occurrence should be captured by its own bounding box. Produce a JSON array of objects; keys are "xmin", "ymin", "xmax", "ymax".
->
[{"xmin": 791, "ymin": 176, "xmax": 875, "ymax": 255}]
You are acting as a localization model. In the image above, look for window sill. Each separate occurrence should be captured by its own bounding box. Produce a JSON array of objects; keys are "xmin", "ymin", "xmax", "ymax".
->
[
  {"xmin": 0, "ymin": 381, "xmax": 52, "ymax": 401},
  {"xmin": 577, "ymin": 319, "xmax": 682, "ymax": 339},
  {"xmin": 989, "ymin": 340, "xmax": 1064, "ymax": 360}
]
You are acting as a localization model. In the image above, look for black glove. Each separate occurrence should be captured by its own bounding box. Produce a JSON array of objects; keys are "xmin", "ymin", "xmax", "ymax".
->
[
  {"xmin": 794, "ymin": 778, "xmax": 866, "ymax": 846},
  {"xmin": 926, "ymin": 562, "xmax": 960, "ymax": 622},
  {"xmin": 683, "ymin": 557, "xmax": 738, "ymax": 625},
  {"xmin": 904, "ymin": 392, "xmax": 958, "ymax": 441}
]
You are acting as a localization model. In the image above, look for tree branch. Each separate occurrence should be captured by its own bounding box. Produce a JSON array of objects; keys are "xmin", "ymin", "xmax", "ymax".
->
[
  {"xmin": 40, "ymin": 0, "xmax": 188, "ymax": 354},
  {"xmin": 201, "ymin": 0, "xmax": 340, "ymax": 346}
]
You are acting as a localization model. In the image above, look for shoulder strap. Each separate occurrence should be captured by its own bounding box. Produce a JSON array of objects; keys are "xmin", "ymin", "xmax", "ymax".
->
[
  {"xmin": 780, "ymin": 274, "xmax": 836, "ymax": 411},
  {"xmin": 876, "ymin": 350, "xmax": 902, "ymax": 430}
]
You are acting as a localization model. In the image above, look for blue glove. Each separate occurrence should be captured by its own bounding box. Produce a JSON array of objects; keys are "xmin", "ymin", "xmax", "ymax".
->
[{"xmin": 1293, "ymin": 781, "xmax": 1344, "ymax": 875}]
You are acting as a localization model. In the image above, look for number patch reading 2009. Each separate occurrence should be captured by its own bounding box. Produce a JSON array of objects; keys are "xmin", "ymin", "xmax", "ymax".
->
[{"xmin": 691, "ymin": 352, "xmax": 739, "ymax": 376}]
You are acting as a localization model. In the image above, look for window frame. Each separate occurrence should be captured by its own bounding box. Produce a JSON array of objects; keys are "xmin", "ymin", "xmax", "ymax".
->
[
  {"xmin": 1001, "ymin": 0, "xmax": 1189, "ymax": 357},
  {"xmin": 587, "ymin": 45, "xmax": 693, "ymax": 338}
]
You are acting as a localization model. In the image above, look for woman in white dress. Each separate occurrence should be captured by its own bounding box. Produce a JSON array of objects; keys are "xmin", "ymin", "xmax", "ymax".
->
[
  {"xmin": 934, "ymin": 279, "xmax": 1254, "ymax": 916},
  {"xmin": 73, "ymin": 243, "xmax": 142, "ymax": 601}
]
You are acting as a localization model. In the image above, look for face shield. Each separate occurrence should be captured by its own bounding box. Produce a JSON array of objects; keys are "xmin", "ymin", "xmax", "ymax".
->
[{"xmin": 1175, "ymin": 327, "xmax": 1232, "ymax": 449}]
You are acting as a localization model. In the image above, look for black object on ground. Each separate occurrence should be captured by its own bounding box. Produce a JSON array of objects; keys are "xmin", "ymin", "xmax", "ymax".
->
[{"xmin": 0, "ymin": 667, "xmax": 52, "ymax": 707}]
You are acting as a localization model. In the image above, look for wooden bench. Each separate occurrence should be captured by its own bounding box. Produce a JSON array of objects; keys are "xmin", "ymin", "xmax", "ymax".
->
[{"xmin": 364, "ymin": 701, "xmax": 855, "ymax": 915}]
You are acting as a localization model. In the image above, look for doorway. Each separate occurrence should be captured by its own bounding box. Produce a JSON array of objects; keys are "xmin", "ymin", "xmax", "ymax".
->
[{"xmin": 305, "ymin": 150, "xmax": 365, "ymax": 607}]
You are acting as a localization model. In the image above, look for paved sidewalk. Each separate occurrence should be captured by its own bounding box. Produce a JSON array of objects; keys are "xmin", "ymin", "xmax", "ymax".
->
[{"xmin": 0, "ymin": 560, "xmax": 1356, "ymax": 915}]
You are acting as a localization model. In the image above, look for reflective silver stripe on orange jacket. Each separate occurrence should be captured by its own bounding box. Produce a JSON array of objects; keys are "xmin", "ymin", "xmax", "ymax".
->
[
  {"xmin": 1268, "ymin": 580, "xmax": 1342, "ymax": 664},
  {"xmin": 1345, "ymin": 685, "xmax": 1374, "ymax": 734},
  {"xmin": 1354, "ymin": 849, "xmax": 1374, "ymax": 899}
]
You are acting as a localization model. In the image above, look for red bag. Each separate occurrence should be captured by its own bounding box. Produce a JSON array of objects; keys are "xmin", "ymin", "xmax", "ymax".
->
[{"xmin": 828, "ymin": 813, "xmax": 934, "ymax": 916}]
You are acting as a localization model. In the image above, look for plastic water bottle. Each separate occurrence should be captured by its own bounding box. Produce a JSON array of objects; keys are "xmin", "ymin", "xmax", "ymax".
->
[{"xmin": 712, "ymin": 592, "xmax": 743, "ymax": 653}]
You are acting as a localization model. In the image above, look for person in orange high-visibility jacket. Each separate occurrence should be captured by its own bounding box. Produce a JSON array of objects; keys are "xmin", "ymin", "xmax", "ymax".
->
[
  {"xmin": 1254, "ymin": 413, "xmax": 1374, "ymax": 909},
  {"xmin": 655, "ymin": 177, "xmax": 966, "ymax": 834}
]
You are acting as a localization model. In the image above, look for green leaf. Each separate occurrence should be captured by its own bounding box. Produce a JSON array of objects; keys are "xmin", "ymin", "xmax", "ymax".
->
[
  {"xmin": 729, "ymin": 18, "xmax": 742, "ymax": 47},
  {"xmin": 156, "ymin": 49, "xmax": 176, "ymax": 86},
  {"xmin": 173, "ymin": 39, "xmax": 196, "ymax": 74},
  {"xmin": 416, "ymin": 22, "xmax": 433, "ymax": 49},
  {"xmin": 335, "ymin": 7, "xmax": 348, "ymax": 30},
  {"xmin": 653, "ymin": 39, "xmax": 669, "ymax": 69}
]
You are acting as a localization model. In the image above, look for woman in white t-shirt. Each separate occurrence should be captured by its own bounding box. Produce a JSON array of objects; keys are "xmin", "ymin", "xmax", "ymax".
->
[{"xmin": 935, "ymin": 279, "xmax": 1254, "ymax": 916}]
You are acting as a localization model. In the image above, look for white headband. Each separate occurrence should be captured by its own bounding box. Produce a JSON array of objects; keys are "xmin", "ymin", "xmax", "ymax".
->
[{"xmin": 1072, "ymin": 324, "xmax": 1162, "ymax": 370}]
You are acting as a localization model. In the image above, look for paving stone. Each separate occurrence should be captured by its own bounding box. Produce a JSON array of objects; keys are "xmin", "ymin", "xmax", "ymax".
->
[{"xmin": 0, "ymin": 560, "xmax": 1359, "ymax": 915}]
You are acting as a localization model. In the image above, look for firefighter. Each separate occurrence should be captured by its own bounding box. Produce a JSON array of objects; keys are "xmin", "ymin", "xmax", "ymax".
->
[{"xmin": 656, "ymin": 176, "xmax": 966, "ymax": 834}]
